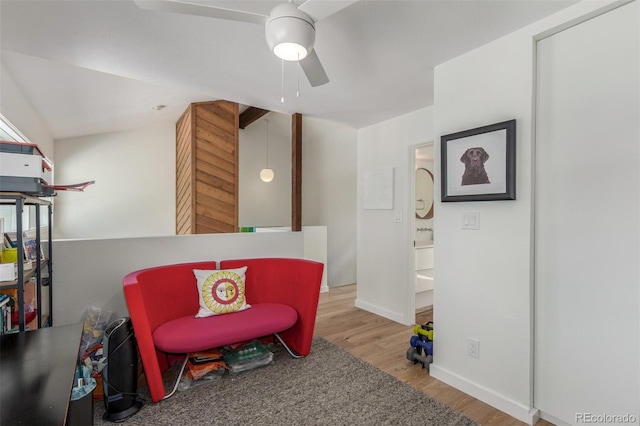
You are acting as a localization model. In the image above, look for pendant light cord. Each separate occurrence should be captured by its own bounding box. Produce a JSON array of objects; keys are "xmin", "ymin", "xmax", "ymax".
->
[
  {"xmin": 281, "ymin": 55, "xmax": 302, "ymax": 102},
  {"xmin": 296, "ymin": 53, "xmax": 300, "ymax": 98},
  {"xmin": 265, "ymin": 118, "xmax": 269, "ymax": 168},
  {"xmin": 281, "ymin": 59, "xmax": 285, "ymax": 104}
]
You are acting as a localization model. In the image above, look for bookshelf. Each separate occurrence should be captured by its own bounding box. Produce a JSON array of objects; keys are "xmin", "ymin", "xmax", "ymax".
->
[{"xmin": 0, "ymin": 193, "xmax": 52, "ymax": 332}]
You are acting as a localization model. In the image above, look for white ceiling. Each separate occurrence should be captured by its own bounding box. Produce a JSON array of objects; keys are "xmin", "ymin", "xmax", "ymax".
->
[{"xmin": 0, "ymin": 0, "xmax": 577, "ymax": 140}]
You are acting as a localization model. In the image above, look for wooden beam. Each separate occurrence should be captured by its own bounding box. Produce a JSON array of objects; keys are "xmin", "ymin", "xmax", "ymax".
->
[
  {"xmin": 291, "ymin": 113, "xmax": 302, "ymax": 232},
  {"xmin": 239, "ymin": 107, "xmax": 269, "ymax": 129}
]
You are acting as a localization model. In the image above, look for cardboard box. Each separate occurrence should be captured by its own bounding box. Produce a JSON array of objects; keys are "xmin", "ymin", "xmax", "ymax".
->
[
  {"xmin": 1, "ymin": 280, "xmax": 36, "ymax": 302},
  {"xmin": 0, "ymin": 263, "xmax": 16, "ymax": 281},
  {"xmin": 1, "ymin": 281, "xmax": 38, "ymax": 330},
  {"xmin": 92, "ymin": 374, "xmax": 104, "ymax": 400}
]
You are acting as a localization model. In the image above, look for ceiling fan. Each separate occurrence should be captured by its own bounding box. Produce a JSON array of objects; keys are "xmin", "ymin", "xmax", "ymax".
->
[{"xmin": 134, "ymin": 0, "xmax": 358, "ymax": 87}]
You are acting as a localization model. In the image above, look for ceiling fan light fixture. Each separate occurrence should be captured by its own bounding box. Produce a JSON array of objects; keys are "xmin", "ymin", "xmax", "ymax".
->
[
  {"xmin": 266, "ymin": 3, "xmax": 315, "ymax": 62},
  {"xmin": 273, "ymin": 42, "xmax": 308, "ymax": 61}
]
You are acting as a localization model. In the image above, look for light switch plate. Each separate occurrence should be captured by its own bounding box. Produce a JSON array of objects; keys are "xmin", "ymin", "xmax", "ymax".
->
[{"xmin": 462, "ymin": 212, "xmax": 480, "ymax": 230}]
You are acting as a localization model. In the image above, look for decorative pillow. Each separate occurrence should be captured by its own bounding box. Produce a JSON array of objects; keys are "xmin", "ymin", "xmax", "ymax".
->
[{"xmin": 193, "ymin": 267, "xmax": 251, "ymax": 317}]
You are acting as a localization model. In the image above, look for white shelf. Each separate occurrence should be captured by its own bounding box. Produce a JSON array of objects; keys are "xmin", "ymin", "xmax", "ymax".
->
[
  {"xmin": 416, "ymin": 268, "xmax": 434, "ymax": 279},
  {"xmin": 416, "ymin": 268, "xmax": 434, "ymax": 293},
  {"xmin": 415, "ymin": 245, "xmax": 434, "ymax": 309}
]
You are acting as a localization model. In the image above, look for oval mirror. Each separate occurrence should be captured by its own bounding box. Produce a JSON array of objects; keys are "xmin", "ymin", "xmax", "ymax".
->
[{"xmin": 415, "ymin": 168, "xmax": 434, "ymax": 220}]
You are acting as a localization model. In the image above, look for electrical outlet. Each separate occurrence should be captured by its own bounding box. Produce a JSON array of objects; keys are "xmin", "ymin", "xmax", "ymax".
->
[{"xmin": 467, "ymin": 338, "xmax": 480, "ymax": 359}]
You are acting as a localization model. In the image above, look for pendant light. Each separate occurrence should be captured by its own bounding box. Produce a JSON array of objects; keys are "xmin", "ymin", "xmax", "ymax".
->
[{"xmin": 260, "ymin": 119, "xmax": 274, "ymax": 182}]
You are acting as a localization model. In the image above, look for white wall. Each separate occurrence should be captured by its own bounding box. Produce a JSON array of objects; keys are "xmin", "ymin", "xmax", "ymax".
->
[
  {"xmin": 356, "ymin": 106, "xmax": 433, "ymax": 325},
  {"xmin": 53, "ymin": 125, "xmax": 176, "ymax": 239},
  {"xmin": 0, "ymin": 63, "xmax": 54, "ymax": 159},
  {"xmin": 302, "ymin": 116, "xmax": 357, "ymax": 287},
  {"xmin": 431, "ymin": 30, "xmax": 535, "ymax": 424},
  {"xmin": 52, "ymin": 232, "xmax": 304, "ymax": 325},
  {"xmin": 303, "ymin": 226, "xmax": 329, "ymax": 293},
  {"xmin": 239, "ymin": 111, "xmax": 291, "ymax": 228},
  {"xmin": 51, "ymin": 110, "xmax": 357, "ymax": 288},
  {"xmin": 428, "ymin": 1, "xmax": 632, "ymax": 424},
  {"xmin": 54, "ymin": 112, "xmax": 294, "ymax": 239},
  {"xmin": 240, "ymin": 112, "xmax": 358, "ymax": 288}
]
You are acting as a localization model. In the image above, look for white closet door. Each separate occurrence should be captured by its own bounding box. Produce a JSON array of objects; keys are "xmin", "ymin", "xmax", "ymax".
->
[{"xmin": 535, "ymin": 2, "xmax": 639, "ymax": 424}]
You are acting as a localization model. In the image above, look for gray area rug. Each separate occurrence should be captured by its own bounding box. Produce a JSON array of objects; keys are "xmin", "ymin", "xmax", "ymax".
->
[{"xmin": 93, "ymin": 338, "xmax": 477, "ymax": 425}]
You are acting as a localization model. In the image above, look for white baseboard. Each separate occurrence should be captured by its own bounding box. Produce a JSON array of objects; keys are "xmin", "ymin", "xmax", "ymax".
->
[
  {"xmin": 320, "ymin": 285, "xmax": 329, "ymax": 293},
  {"xmin": 354, "ymin": 298, "xmax": 410, "ymax": 325},
  {"xmin": 539, "ymin": 411, "xmax": 570, "ymax": 426},
  {"xmin": 430, "ymin": 364, "xmax": 539, "ymax": 425}
]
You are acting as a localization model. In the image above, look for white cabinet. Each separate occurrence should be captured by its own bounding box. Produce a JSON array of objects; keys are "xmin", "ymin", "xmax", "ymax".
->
[{"xmin": 415, "ymin": 244, "xmax": 433, "ymax": 309}]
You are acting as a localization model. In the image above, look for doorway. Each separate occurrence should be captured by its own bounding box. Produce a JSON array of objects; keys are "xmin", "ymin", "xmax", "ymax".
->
[{"xmin": 412, "ymin": 142, "xmax": 434, "ymax": 322}]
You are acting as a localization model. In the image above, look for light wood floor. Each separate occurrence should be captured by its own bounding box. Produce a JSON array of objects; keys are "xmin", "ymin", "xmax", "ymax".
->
[{"xmin": 314, "ymin": 284, "xmax": 553, "ymax": 426}]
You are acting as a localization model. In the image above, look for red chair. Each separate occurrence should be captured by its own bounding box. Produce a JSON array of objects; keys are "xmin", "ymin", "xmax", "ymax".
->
[{"xmin": 123, "ymin": 258, "xmax": 324, "ymax": 402}]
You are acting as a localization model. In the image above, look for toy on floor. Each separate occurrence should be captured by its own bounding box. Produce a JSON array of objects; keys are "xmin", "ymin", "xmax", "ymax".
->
[{"xmin": 406, "ymin": 321, "xmax": 433, "ymax": 369}]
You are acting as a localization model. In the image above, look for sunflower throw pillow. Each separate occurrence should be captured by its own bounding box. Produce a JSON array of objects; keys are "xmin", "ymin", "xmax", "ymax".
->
[{"xmin": 193, "ymin": 267, "xmax": 251, "ymax": 317}]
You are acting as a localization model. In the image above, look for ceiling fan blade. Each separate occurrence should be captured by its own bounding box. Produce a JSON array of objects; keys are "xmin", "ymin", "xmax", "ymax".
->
[
  {"xmin": 300, "ymin": 49, "xmax": 329, "ymax": 87},
  {"xmin": 133, "ymin": 0, "xmax": 267, "ymax": 25},
  {"xmin": 297, "ymin": 0, "xmax": 358, "ymax": 22}
]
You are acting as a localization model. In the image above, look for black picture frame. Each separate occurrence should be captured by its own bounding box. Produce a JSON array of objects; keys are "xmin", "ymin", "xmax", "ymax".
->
[{"xmin": 441, "ymin": 119, "xmax": 516, "ymax": 202}]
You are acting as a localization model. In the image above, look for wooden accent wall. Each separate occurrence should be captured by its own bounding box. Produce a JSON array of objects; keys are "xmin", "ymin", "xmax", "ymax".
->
[
  {"xmin": 291, "ymin": 113, "xmax": 302, "ymax": 232},
  {"xmin": 239, "ymin": 107, "xmax": 269, "ymax": 129},
  {"xmin": 175, "ymin": 100, "xmax": 239, "ymax": 234},
  {"xmin": 176, "ymin": 105, "xmax": 194, "ymax": 234}
]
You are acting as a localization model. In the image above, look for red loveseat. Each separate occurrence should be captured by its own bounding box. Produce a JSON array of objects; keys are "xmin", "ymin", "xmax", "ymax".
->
[{"xmin": 123, "ymin": 258, "xmax": 324, "ymax": 402}]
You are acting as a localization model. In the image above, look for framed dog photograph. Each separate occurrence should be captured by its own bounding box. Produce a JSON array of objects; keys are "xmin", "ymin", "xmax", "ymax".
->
[{"xmin": 441, "ymin": 119, "xmax": 516, "ymax": 202}]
